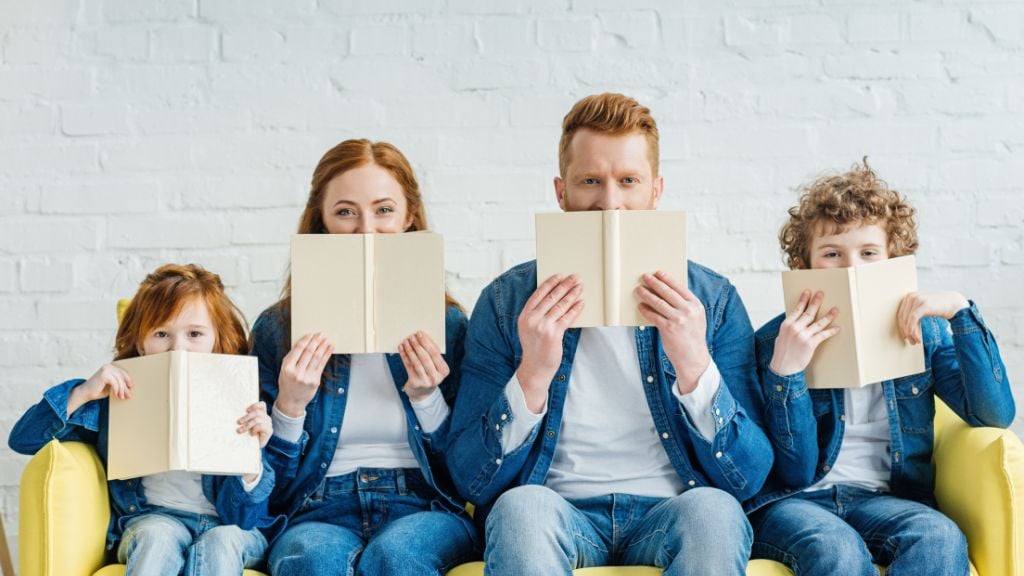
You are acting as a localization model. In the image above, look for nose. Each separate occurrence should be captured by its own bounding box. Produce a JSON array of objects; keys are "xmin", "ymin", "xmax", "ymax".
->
[
  {"xmin": 592, "ymin": 183, "xmax": 624, "ymax": 211},
  {"xmin": 170, "ymin": 337, "xmax": 188, "ymax": 352},
  {"xmin": 354, "ymin": 214, "xmax": 374, "ymax": 234}
]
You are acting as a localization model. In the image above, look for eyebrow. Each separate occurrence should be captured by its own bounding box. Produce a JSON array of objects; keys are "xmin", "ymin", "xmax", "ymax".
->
[
  {"xmin": 815, "ymin": 243, "xmax": 885, "ymax": 250},
  {"xmin": 332, "ymin": 198, "xmax": 398, "ymax": 207}
]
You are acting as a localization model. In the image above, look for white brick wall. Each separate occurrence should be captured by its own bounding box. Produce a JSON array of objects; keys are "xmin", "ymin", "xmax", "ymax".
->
[{"xmin": 2, "ymin": 0, "xmax": 1023, "ymax": 562}]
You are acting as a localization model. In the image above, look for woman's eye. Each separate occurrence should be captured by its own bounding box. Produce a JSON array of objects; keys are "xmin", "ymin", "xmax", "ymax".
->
[
  {"xmin": 336, "ymin": 208, "xmax": 355, "ymax": 216},
  {"xmin": 377, "ymin": 206, "xmax": 394, "ymax": 215}
]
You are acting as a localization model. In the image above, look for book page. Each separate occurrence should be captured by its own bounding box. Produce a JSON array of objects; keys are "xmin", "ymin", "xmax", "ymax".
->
[
  {"xmin": 854, "ymin": 255, "xmax": 926, "ymax": 384},
  {"xmin": 536, "ymin": 212, "xmax": 605, "ymax": 328},
  {"xmin": 781, "ymin": 267, "xmax": 861, "ymax": 389},
  {"xmin": 185, "ymin": 352, "xmax": 261, "ymax": 476},
  {"xmin": 108, "ymin": 353, "xmax": 172, "ymax": 480},
  {"xmin": 291, "ymin": 234, "xmax": 368, "ymax": 353},
  {"xmin": 373, "ymin": 232, "xmax": 447, "ymax": 353},
  {"xmin": 617, "ymin": 210, "xmax": 688, "ymax": 327}
]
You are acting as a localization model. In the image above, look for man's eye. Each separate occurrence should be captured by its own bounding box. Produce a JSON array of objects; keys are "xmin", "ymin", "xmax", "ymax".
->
[
  {"xmin": 582, "ymin": 178, "xmax": 599, "ymax": 185},
  {"xmin": 622, "ymin": 177, "xmax": 638, "ymax": 184}
]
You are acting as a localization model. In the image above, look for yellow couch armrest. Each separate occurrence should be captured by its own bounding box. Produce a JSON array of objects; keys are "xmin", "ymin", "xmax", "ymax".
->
[
  {"xmin": 934, "ymin": 400, "xmax": 1024, "ymax": 576},
  {"xmin": 19, "ymin": 440, "xmax": 110, "ymax": 576}
]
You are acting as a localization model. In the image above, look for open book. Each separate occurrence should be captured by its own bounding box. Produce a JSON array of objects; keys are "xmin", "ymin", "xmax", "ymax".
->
[
  {"xmin": 536, "ymin": 210, "xmax": 687, "ymax": 328},
  {"xmin": 290, "ymin": 232, "xmax": 445, "ymax": 353},
  {"xmin": 781, "ymin": 255, "xmax": 926, "ymax": 389},
  {"xmin": 108, "ymin": 351, "xmax": 260, "ymax": 480}
]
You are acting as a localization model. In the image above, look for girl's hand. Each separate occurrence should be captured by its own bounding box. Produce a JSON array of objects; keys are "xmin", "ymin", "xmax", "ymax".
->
[
  {"xmin": 276, "ymin": 332, "xmax": 333, "ymax": 418},
  {"xmin": 237, "ymin": 401, "xmax": 272, "ymax": 448},
  {"xmin": 399, "ymin": 332, "xmax": 450, "ymax": 402},
  {"xmin": 897, "ymin": 291, "xmax": 970, "ymax": 345},
  {"xmin": 769, "ymin": 290, "xmax": 841, "ymax": 377},
  {"xmin": 67, "ymin": 364, "xmax": 133, "ymax": 416}
]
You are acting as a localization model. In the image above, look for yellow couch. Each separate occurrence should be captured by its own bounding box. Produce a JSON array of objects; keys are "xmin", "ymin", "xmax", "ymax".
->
[{"xmin": 18, "ymin": 400, "xmax": 1014, "ymax": 576}]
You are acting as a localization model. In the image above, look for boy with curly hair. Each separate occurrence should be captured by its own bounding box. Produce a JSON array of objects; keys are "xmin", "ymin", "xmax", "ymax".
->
[{"xmin": 747, "ymin": 160, "xmax": 1015, "ymax": 576}]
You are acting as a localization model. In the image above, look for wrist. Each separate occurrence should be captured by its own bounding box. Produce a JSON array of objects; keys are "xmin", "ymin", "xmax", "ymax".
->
[{"xmin": 274, "ymin": 399, "xmax": 306, "ymax": 419}]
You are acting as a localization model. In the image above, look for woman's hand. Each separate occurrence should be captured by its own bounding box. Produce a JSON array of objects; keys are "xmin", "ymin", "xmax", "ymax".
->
[
  {"xmin": 276, "ymin": 332, "xmax": 333, "ymax": 418},
  {"xmin": 399, "ymin": 332, "xmax": 450, "ymax": 402}
]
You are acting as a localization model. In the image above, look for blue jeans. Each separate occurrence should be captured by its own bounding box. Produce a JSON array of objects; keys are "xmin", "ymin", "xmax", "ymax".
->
[
  {"xmin": 750, "ymin": 486, "xmax": 969, "ymax": 576},
  {"xmin": 267, "ymin": 467, "xmax": 478, "ymax": 576},
  {"xmin": 117, "ymin": 507, "xmax": 267, "ymax": 576},
  {"xmin": 483, "ymin": 485, "xmax": 752, "ymax": 576}
]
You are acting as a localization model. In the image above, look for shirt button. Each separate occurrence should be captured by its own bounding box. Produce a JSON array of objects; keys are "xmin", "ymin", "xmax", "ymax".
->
[
  {"xmin": 714, "ymin": 408, "xmax": 720, "ymax": 415},
  {"xmin": 330, "ymin": 427, "xmax": 338, "ymax": 434},
  {"xmin": 500, "ymin": 413, "xmax": 508, "ymax": 421},
  {"xmin": 715, "ymin": 451, "xmax": 723, "ymax": 458},
  {"xmin": 639, "ymin": 326, "xmax": 646, "ymax": 331},
  {"xmin": 822, "ymin": 465, "xmax": 831, "ymax": 472},
  {"xmin": 775, "ymin": 385, "xmax": 783, "ymax": 392},
  {"xmin": 359, "ymin": 474, "xmax": 369, "ymax": 482},
  {"xmin": 547, "ymin": 430, "xmax": 555, "ymax": 438},
  {"xmin": 129, "ymin": 505, "xmax": 136, "ymax": 512},
  {"xmin": 688, "ymin": 480, "xmax": 696, "ymax": 487},
  {"xmin": 911, "ymin": 387, "xmax": 919, "ymax": 395},
  {"xmin": 414, "ymin": 425, "xmax": 420, "ymax": 431},
  {"xmin": 338, "ymin": 388, "xmax": 345, "ymax": 395},
  {"xmin": 717, "ymin": 417, "xmax": 723, "ymax": 425},
  {"xmin": 495, "ymin": 424, "xmax": 501, "ymax": 431},
  {"xmin": 661, "ymin": 432, "xmax": 669, "ymax": 439},
  {"xmin": 784, "ymin": 487, "xmax": 792, "ymax": 493},
  {"xmin": 558, "ymin": 374, "xmax": 566, "ymax": 381},
  {"xmin": 320, "ymin": 463, "xmax": 327, "ymax": 469},
  {"xmin": 646, "ymin": 376, "xmax": 654, "ymax": 383},
  {"xmin": 839, "ymin": 415, "xmax": 846, "ymax": 422},
  {"xmin": 495, "ymin": 458, "xmax": 502, "ymax": 465}
]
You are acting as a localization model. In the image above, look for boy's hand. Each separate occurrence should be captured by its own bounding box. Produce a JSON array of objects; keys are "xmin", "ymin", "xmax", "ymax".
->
[
  {"xmin": 277, "ymin": 332, "xmax": 333, "ymax": 418},
  {"xmin": 517, "ymin": 274, "xmax": 584, "ymax": 414},
  {"xmin": 68, "ymin": 364, "xmax": 133, "ymax": 417},
  {"xmin": 897, "ymin": 291, "xmax": 970, "ymax": 345},
  {"xmin": 237, "ymin": 401, "xmax": 272, "ymax": 448},
  {"xmin": 635, "ymin": 271, "xmax": 709, "ymax": 395},
  {"xmin": 400, "ymin": 331, "xmax": 450, "ymax": 402},
  {"xmin": 769, "ymin": 290, "xmax": 841, "ymax": 377}
]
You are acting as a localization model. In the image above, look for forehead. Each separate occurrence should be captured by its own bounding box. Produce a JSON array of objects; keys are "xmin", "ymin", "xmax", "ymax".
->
[
  {"xmin": 565, "ymin": 130, "xmax": 652, "ymax": 174},
  {"xmin": 810, "ymin": 221, "xmax": 888, "ymax": 247},
  {"xmin": 323, "ymin": 163, "xmax": 405, "ymax": 203}
]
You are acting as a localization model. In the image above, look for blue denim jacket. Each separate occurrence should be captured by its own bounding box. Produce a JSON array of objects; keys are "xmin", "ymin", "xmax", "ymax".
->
[
  {"xmin": 748, "ymin": 302, "xmax": 1015, "ymax": 512},
  {"xmin": 8, "ymin": 379, "xmax": 284, "ymax": 550},
  {"xmin": 250, "ymin": 303, "xmax": 470, "ymax": 519},
  {"xmin": 445, "ymin": 260, "xmax": 773, "ymax": 519}
]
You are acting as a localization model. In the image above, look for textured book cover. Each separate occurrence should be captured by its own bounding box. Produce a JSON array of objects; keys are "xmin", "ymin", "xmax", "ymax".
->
[
  {"xmin": 781, "ymin": 255, "xmax": 925, "ymax": 389},
  {"xmin": 291, "ymin": 232, "xmax": 446, "ymax": 353},
  {"xmin": 536, "ymin": 210, "xmax": 687, "ymax": 328},
  {"xmin": 108, "ymin": 351, "xmax": 260, "ymax": 480}
]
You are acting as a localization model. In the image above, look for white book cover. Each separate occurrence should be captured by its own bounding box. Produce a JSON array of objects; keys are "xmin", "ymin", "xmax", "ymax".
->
[
  {"xmin": 290, "ymin": 232, "xmax": 446, "ymax": 353},
  {"xmin": 536, "ymin": 210, "xmax": 688, "ymax": 328},
  {"xmin": 781, "ymin": 255, "xmax": 926, "ymax": 389},
  {"xmin": 108, "ymin": 351, "xmax": 260, "ymax": 480}
]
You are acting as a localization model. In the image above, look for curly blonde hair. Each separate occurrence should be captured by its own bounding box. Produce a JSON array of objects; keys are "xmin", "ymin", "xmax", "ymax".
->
[{"xmin": 779, "ymin": 159, "xmax": 918, "ymax": 269}]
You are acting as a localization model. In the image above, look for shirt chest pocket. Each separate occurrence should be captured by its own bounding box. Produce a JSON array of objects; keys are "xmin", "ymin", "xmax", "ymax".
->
[
  {"xmin": 893, "ymin": 369, "xmax": 934, "ymax": 434},
  {"xmin": 810, "ymin": 389, "xmax": 832, "ymax": 419}
]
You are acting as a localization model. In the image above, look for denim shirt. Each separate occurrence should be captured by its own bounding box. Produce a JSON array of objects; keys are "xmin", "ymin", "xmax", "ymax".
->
[
  {"xmin": 250, "ymin": 303, "xmax": 469, "ymax": 519},
  {"xmin": 8, "ymin": 379, "xmax": 284, "ymax": 550},
  {"xmin": 445, "ymin": 260, "xmax": 773, "ymax": 519},
  {"xmin": 748, "ymin": 302, "xmax": 1015, "ymax": 513}
]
